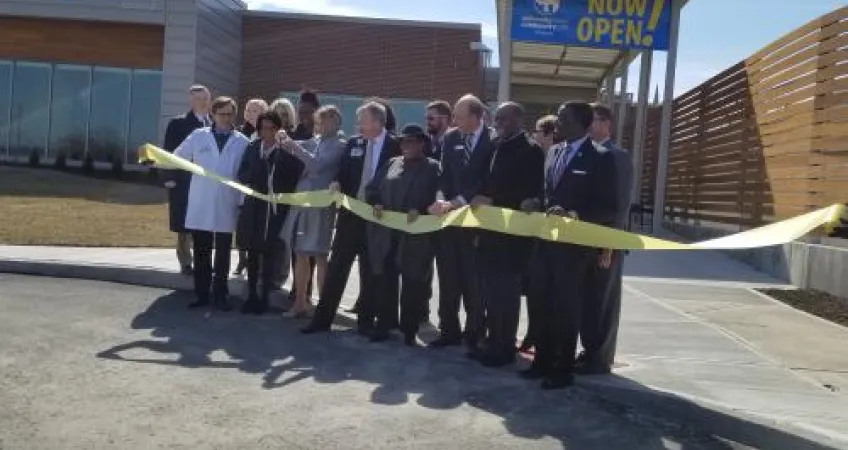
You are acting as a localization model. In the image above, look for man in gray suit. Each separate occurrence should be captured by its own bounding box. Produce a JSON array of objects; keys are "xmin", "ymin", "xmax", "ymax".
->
[{"xmin": 578, "ymin": 103, "xmax": 634, "ymax": 375}]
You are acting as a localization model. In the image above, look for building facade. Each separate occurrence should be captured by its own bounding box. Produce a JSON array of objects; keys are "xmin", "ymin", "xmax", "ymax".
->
[{"xmin": 0, "ymin": 0, "xmax": 484, "ymax": 164}]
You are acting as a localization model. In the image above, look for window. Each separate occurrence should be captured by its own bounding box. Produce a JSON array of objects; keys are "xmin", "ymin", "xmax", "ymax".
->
[
  {"xmin": 49, "ymin": 64, "xmax": 91, "ymax": 160},
  {"xmin": 340, "ymin": 96, "xmax": 363, "ymax": 136},
  {"xmin": 88, "ymin": 67, "xmax": 131, "ymax": 163},
  {"xmin": 10, "ymin": 61, "xmax": 51, "ymax": 158},
  {"xmin": 0, "ymin": 61, "xmax": 11, "ymax": 156},
  {"xmin": 392, "ymin": 100, "xmax": 429, "ymax": 131},
  {"xmin": 128, "ymin": 70, "xmax": 162, "ymax": 161}
]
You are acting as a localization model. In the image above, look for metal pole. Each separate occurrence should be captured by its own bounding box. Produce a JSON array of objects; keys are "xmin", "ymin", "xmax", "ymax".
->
[
  {"xmin": 615, "ymin": 54, "xmax": 629, "ymax": 145},
  {"xmin": 651, "ymin": 0, "xmax": 682, "ymax": 232},
  {"xmin": 631, "ymin": 51, "xmax": 653, "ymax": 205},
  {"xmin": 604, "ymin": 75, "xmax": 615, "ymax": 108},
  {"xmin": 497, "ymin": 0, "xmax": 513, "ymax": 103}
]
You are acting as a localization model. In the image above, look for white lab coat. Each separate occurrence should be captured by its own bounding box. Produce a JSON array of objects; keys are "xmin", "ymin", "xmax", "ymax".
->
[{"xmin": 175, "ymin": 127, "xmax": 250, "ymax": 233}]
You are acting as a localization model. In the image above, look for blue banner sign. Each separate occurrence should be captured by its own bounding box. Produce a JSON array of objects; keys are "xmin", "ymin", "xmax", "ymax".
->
[{"xmin": 510, "ymin": 0, "xmax": 671, "ymax": 50}]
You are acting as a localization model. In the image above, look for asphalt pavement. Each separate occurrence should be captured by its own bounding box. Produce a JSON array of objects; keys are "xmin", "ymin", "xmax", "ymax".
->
[{"xmin": 1, "ymin": 273, "xmax": 749, "ymax": 450}]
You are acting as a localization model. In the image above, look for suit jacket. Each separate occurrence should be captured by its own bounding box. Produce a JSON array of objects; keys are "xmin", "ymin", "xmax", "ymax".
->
[
  {"xmin": 601, "ymin": 140, "xmax": 635, "ymax": 230},
  {"xmin": 545, "ymin": 137, "xmax": 620, "ymax": 230},
  {"xmin": 335, "ymin": 132, "xmax": 402, "ymax": 198},
  {"xmin": 439, "ymin": 126, "xmax": 496, "ymax": 203},
  {"xmin": 478, "ymin": 132, "xmax": 545, "ymax": 266},
  {"xmin": 163, "ymin": 111, "xmax": 208, "ymax": 232}
]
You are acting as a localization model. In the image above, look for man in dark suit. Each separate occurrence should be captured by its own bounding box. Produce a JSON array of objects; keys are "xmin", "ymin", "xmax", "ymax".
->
[
  {"xmin": 427, "ymin": 94, "xmax": 495, "ymax": 351},
  {"xmin": 577, "ymin": 103, "xmax": 635, "ymax": 375},
  {"xmin": 302, "ymin": 101, "xmax": 402, "ymax": 335},
  {"xmin": 521, "ymin": 101, "xmax": 620, "ymax": 389},
  {"xmin": 471, "ymin": 102, "xmax": 545, "ymax": 367},
  {"xmin": 425, "ymin": 100, "xmax": 452, "ymax": 161},
  {"xmin": 162, "ymin": 84, "xmax": 211, "ymax": 275}
]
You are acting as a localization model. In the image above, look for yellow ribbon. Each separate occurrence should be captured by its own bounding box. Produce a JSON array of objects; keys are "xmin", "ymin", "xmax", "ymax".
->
[{"xmin": 140, "ymin": 143, "xmax": 845, "ymax": 251}]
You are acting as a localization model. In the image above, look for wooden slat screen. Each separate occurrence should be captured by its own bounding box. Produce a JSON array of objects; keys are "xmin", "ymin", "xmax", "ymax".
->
[{"xmin": 630, "ymin": 6, "xmax": 847, "ymax": 230}]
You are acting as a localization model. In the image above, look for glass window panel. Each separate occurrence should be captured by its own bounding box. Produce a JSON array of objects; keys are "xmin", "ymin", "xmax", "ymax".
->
[
  {"xmin": 49, "ymin": 64, "xmax": 90, "ymax": 160},
  {"xmin": 340, "ymin": 96, "xmax": 364, "ymax": 136},
  {"xmin": 0, "ymin": 61, "xmax": 12, "ymax": 157},
  {"xmin": 127, "ymin": 70, "xmax": 162, "ymax": 162},
  {"xmin": 89, "ymin": 67, "xmax": 130, "ymax": 163},
  {"xmin": 392, "ymin": 100, "xmax": 428, "ymax": 131},
  {"xmin": 10, "ymin": 61, "xmax": 51, "ymax": 158}
]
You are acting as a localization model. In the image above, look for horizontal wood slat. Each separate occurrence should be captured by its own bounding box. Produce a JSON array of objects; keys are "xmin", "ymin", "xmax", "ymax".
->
[
  {"xmin": 0, "ymin": 16, "xmax": 164, "ymax": 69},
  {"xmin": 627, "ymin": 6, "xmax": 848, "ymax": 232}
]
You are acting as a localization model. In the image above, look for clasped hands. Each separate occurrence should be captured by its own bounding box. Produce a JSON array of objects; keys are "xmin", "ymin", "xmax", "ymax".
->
[{"xmin": 372, "ymin": 205, "xmax": 419, "ymax": 224}]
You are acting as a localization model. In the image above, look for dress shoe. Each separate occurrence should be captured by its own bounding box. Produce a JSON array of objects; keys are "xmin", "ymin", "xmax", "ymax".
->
[
  {"xmin": 301, "ymin": 323, "xmax": 330, "ymax": 334},
  {"xmin": 181, "ymin": 266, "xmax": 194, "ymax": 276},
  {"xmin": 213, "ymin": 295, "xmax": 233, "ymax": 312},
  {"xmin": 575, "ymin": 363, "xmax": 611, "ymax": 376},
  {"xmin": 369, "ymin": 331, "xmax": 390, "ymax": 343},
  {"xmin": 466, "ymin": 345, "xmax": 484, "ymax": 360},
  {"xmin": 240, "ymin": 296, "xmax": 261, "ymax": 314},
  {"xmin": 518, "ymin": 364, "xmax": 551, "ymax": 380},
  {"xmin": 357, "ymin": 323, "xmax": 376, "ymax": 336},
  {"xmin": 541, "ymin": 374, "xmax": 575, "ymax": 390},
  {"xmin": 480, "ymin": 351, "xmax": 516, "ymax": 368},
  {"xmin": 429, "ymin": 334, "xmax": 462, "ymax": 348},
  {"xmin": 404, "ymin": 334, "xmax": 419, "ymax": 347},
  {"xmin": 188, "ymin": 298, "xmax": 210, "ymax": 309}
]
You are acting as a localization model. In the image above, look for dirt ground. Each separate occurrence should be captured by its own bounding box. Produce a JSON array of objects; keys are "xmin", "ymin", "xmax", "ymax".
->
[{"xmin": 757, "ymin": 287, "xmax": 848, "ymax": 327}]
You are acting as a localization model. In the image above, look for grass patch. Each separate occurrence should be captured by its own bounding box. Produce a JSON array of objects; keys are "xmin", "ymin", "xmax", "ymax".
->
[
  {"xmin": 0, "ymin": 166, "xmax": 174, "ymax": 247},
  {"xmin": 757, "ymin": 288, "xmax": 848, "ymax": 328}
]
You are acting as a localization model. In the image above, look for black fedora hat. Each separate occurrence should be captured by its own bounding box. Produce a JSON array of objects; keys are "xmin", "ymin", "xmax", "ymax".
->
[{"xmin": 399, "ymin": 123, "xmax": 430, "ymax": 145}]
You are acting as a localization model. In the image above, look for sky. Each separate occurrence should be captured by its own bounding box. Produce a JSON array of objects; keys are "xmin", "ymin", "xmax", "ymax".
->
[{"xmin": 245, "ymin": 0, "xmax": 844, "ymax": 100}]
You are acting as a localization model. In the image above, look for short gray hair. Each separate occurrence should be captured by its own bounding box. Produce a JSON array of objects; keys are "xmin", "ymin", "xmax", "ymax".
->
[{"xmin": 356, "ymin": 101, "xmax": 387, "ymax": 126}]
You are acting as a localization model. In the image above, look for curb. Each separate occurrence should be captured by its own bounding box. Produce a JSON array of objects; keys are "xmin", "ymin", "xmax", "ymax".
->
[
  {"xmin": 579, "ymin": 377, "xmax": 848, "ymax": 450},
  {"xmin": 0, "ymin": 259, "xmax": 195, "ymax": 291}
]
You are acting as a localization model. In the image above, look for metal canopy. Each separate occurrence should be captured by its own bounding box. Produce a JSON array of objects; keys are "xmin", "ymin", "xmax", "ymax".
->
[{"xmin": 495, "ymin": 0, "xmax": 633, "ymax": 102}]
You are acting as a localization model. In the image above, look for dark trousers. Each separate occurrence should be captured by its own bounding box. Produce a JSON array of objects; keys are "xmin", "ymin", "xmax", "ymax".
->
[
  {"xmin": 310, "ymin": 213, "xmax": 376, "ymax": 329},
  {"xmin": 478, "ymin": 246, "xmax": 522, "ymax": 356},
  {"xmin": 435, "ymin": 228, "xmax": 483, "ymax": 339},
  {"xmin": 374, "ymin": 242, "xmax": 424, "ymax": 336},
  {"xmin": 247, "ymin": 247, "xmax": 277, "ymax": 304},
  {"xmin": 534, "ymin": 242, "xmax": 593, "ymax": 376},
  {"xmin": 580, "ymin": 251, "xmax": 624, "ymax": 368},
  {"xmin": 523, "ymin": 243, "xmax": 545, "ymax": 347},
  {"xmin": 191, "ymin": 231, "xmax": 233, "ymax": 302}
]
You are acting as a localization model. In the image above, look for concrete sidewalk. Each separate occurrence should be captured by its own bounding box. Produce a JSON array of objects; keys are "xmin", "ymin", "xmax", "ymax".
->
[{"xmin": 2, "ymin": 244, "xmax": 848, "ymax": 448}]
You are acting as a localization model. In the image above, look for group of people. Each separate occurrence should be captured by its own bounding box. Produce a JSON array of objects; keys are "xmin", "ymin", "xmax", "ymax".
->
[{"xmin": 161, "ymin": 84, "xmax": 633, "ymax": 390}]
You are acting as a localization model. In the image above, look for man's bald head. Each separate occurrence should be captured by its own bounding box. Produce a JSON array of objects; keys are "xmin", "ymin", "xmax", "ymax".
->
[
  {"xmin": 454, "ymin": 93, "xmax": 486, "ymax": 134},
  {"xmin": 493, "ymin": 101, "xmax": 524, "ymax": 138}
]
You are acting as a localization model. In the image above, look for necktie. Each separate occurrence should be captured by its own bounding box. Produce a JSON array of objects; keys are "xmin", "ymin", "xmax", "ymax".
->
[
  {"xmin": 462, "ymin": 133, "xmax": 473, "ymax": 165},
  {"xmin": 550, "ymin": 144, "xmax": 572, "ymax": 189},
  {"xmin": 357, "ymin": 139, "xmax": 375, "ymax": 200}
]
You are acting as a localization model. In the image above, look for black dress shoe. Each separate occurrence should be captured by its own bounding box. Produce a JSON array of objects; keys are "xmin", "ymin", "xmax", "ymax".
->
[
  {"xmin": 519, "ymin": 365, "xmax": 551, "ymax": 380},
  {"xmin": 575, "ymin": 363, "xmax": 611, "ymax": 376},
  {"xmin": 466, "ymin": 345, "xmax": 484, "ymax": 360},
  {"xmin": 369, "ymin": 331, "xmax": 390, "ymax": 343},
  {"xmin": 480, "ymin": 351, "xmax": 516, "ymax": 368},
  {"xmin": 301, "ymin": 323, "xmax": 330, "ymax": 334},
  {"xmin": 429, "ymin": 334, "xmax": 462, "ymax": 348},
  {"xmin": 404, "ymin": 334, "xmax": 418, "ymax": 347},
  {"xmin": 541, "ymin": 374, "xmax": 575, "ymax": 390},
  {"xmin": 357, "ymin": 323, "xmax": 375, "ymax": 336},
  {"xmin": 241, "ymin": 296, "xmax": 260, "ymax": 314},
  {"xmin": 188, "ymin": 298, "xmax": 210, "ymax": 309},
  {"xmin": 214, "ymin": 296, "xmax": 233, "ymax": 312}
]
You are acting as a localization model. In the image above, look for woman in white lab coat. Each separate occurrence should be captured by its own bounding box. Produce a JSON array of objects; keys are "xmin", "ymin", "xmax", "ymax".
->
[{"xmin": 175, "ymin": 96, "xmax": 250, "ymax": 311}]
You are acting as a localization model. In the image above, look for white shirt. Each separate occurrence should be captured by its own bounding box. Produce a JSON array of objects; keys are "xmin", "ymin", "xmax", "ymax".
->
[
  {"xmin": 367, "ymin": 128, "xmax": 387, "ymax": 182},
  {"xmin": 194, "ymin": 112, "xmax": 210, "ymax": 127}
]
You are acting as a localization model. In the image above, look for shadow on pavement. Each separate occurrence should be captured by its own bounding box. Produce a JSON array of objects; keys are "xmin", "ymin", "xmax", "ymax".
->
[{"xmin": 95, "ymin": 290, "xmax": 840, "ymax": 450}]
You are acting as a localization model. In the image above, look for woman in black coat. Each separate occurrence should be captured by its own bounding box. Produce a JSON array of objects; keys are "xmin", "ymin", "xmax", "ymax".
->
[
  {"xmin": 365, "ymin": 124, "xmax": 440, "ymax": 346},
  {"xmin": 236, "ymin": 111, "xmax": 304, "ymax": 314}
]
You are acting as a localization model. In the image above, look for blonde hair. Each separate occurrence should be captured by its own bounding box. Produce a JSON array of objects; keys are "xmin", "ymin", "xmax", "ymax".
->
[
  {"xmin": 245, "ymin": 98, "xmax": 269, "ymax": 111},
  {"xmin": 269, "ymin": 98, "xmax": 297, "ymax": 129},
  {"xmin": 316, "ymin": 105, "xmax": 342, "ymax": 135}
]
